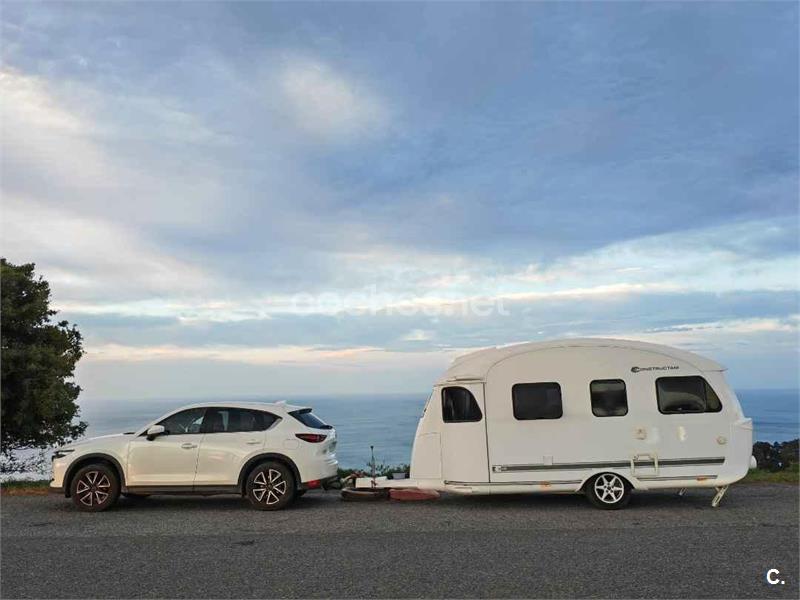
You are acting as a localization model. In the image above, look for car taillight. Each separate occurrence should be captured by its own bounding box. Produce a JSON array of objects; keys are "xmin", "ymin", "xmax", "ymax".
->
[{"xmin": 296, "ymin": 433, "xmax": 327, "ymax": 443}]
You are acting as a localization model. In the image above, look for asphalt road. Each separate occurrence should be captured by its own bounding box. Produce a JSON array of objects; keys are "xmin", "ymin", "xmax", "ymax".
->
[{"xmin": 1, "ymin": 484, "xmax": 797, "ymax": 599}]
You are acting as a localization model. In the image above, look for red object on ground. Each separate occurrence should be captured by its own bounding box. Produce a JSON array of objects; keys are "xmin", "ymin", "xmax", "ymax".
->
[{"xmin": 389, "ymin": 488, "xmax": 440, "ymax": 501}]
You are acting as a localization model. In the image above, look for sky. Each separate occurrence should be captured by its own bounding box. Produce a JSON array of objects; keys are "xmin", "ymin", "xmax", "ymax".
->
[{"xmin": 1, "ymin": 1, "xmax": 798, "ymax": 403}]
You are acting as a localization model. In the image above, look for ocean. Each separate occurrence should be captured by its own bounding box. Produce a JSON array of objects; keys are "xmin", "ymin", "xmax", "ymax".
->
[{"xmin": 77, "ymin": 389, "xmax": 799, "ymax": 469}]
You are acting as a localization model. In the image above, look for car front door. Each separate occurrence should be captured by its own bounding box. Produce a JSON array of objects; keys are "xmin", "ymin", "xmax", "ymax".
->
[
  {"xmin": 193, "ymin": 408, "xmax": 273, "ymax": 487},
  {"xmin": 126, "ymin": 407, "xmax": 206, "ymax": 487}
]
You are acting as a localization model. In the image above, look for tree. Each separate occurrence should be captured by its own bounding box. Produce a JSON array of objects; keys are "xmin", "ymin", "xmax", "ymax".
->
[{"xmin": 1, "ymin": 259, "xmax": 86, "ymax": 455}]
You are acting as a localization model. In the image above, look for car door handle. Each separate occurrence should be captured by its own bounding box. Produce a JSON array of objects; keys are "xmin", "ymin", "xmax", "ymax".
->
[
  {"xmin": 245, "ymin": 440, "xmax": 261, "ymax": 445},
  {"xmin": 181, "ymin": 442, "xmax": 198, "ymax": 450}
]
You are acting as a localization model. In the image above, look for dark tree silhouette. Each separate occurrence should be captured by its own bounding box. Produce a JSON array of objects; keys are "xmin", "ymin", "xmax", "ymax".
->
[{"xmin": 1, "ymin": 258, "xmax": 86, "ymax": 455}]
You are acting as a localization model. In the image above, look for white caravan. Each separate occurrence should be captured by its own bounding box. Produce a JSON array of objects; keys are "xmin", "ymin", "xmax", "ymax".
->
[{"xmin": 359, "ymin": 339, "xmax": 754, "ymax": 509}]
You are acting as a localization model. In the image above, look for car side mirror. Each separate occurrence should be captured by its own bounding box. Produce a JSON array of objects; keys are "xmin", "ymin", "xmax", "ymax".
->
[{"xmin": 146, "ymin": 425, "xmax": 165, "ymax": 441}]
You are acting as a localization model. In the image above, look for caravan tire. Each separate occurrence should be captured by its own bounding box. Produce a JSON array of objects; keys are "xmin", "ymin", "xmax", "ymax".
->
[{"xmin": 586, "ymin": 473, "xmax": 631, "ymax": 510}]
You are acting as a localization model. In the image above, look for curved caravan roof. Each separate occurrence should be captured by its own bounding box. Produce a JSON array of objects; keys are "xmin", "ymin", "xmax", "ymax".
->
[{"xmin": 438, "ymin": 338, "xmax": 725, "ymax": 383}]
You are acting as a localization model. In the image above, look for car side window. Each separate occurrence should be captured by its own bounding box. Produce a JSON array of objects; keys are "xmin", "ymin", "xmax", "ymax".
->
[
  {"xmin": 233, "ymin": 410, "xmax": 276, "ymax": 432},
  {"xmin": 203, "ymin": 408, "xmax": 276, "ymax": 433},
  {"xmin": 157, "ymin": 408, "xmax": 206, "ymax": 435}
]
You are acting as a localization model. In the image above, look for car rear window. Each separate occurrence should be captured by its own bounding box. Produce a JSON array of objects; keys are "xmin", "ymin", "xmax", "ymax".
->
[{"xmin": 289, "ymin": 409, "xmax": 331, "ymax": 429}]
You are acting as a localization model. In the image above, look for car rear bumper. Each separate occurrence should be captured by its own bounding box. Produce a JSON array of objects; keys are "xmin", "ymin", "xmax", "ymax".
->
[
  {"xmin": 320, "ymin": 475, "xmax": 339, "ymax": 490},
  {"xmin": 298, "ymin": 474, "xmax": 339, "ymax": 491},
  {"xmin": 298, "ymin": 454, "xmax": 338, "ymax": 487}
]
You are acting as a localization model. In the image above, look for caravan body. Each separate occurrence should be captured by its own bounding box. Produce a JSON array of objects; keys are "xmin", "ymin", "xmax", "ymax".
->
[{"xmin": 370, "ymin": 339, "xmax": 753, "ymax": 506}]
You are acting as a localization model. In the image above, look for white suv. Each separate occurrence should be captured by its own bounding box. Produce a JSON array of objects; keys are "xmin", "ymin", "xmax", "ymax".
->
[{"xmin": 50, "ymin": 402, "xmax": 338, "ymax": 511}]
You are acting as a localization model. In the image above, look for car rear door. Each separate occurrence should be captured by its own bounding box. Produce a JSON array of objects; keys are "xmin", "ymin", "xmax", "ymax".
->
[{"xmin": 193, "ymin": 408, "xmax": 275, "ymax": 487}]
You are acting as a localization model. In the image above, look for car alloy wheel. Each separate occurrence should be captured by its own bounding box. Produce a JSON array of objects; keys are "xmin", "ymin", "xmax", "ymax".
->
[
  {"xmin": 75, "ymin": 470, "xmax": 112, "ymax": 507},
  {"xmin": 246, "ymin": 461, "xmax": 296, "ymax": 511},
  {"xmin": 70, "ymin": 464, "xmax": 120, "ymax": 512},
  {"xmin": 252, "ymin": 469, "xmax": 287, "ymax": 506}
]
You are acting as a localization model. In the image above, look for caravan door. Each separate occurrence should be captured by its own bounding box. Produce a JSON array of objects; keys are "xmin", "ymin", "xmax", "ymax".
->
[{"xmin": 439, "ymin": 383, "xmax": 489, "ymax": 484}]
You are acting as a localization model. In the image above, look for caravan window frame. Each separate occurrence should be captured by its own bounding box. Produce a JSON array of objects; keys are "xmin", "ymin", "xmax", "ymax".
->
[
  {"xmin": 656, "ymin": 376, "xmax": 723, "ymax": 415},
  {"xmin": 511, "ymin": 382, "xmax": 563, "ymax": 420},
  {"xmin": 441, "ymin": 386, "xmax": 483, "ymax": 423},
  {"xmin": 590, "ymin": 379, "xmax": 629, "ymax": 417}
]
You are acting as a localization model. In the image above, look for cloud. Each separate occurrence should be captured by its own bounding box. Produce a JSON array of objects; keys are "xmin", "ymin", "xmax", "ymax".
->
[
  {"xmin": 613, "ymin": 316, "xmax": 800, "ymax": 387},
  {"xmin": 402, "ymin": 329, "xmax": 433, "ymax": 342},
  {"xmin": 0, "ymin": 67, "xmax": 237, "ymax": 239},
  {"xmin": 0, "ymin": 69, "xmax": 83, "ymax": 132},
  {"xmin": 639, "ymin": 315, "xmax": 800, "ymax": 337},
  {"xmin": 277, "ymin": 57, "xmax": 390, "ymax": 140},
  {"xmin": 1, "ymin": 1, "xmax": 797, "ymax": 397},
  {"xmin": 0, "ymin": 68, "xmax": 110, "ymax": 187},
  {"xmin": 1, "ymin": 197, "xmax": 211, "ymax": 301},
  {"xmin": 86, "ymin": 343, "xmax": 383, "ymax": 365},
  {"xmin": 74, "ymin": 313, "xmax": 799, "ymax": 398},
  {"xmin": 76, "ymin": 342, "xmax": 461, "ymax": 399},
  {"xmin": 47, "ymin": 214, "xmax": 795, "ymax": 323}
]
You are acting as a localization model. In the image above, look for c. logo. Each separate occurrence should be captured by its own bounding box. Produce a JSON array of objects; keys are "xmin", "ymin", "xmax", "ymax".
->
[
  {"xmin": 630, "ymin": 367, "xmax": 641, "ymax": 373},
  {"xmin": 766, "ymin": 569, "xmax": 783, "ymax": 585}
]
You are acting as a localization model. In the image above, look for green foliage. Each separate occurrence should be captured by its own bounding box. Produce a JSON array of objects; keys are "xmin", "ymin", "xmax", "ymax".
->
[
  {"xmin": 743, "ymin": 463, "xmax": 799, "ymax": 484},
  {"xmin": 1, "ymin": 259, "xmax": 86, "ymax": 455},
  {"xmin": 0, "ymin": 479, "xmax": 50, "ymax": 489},
  {"xmin": 752, "ymin": 439, "xmax": 798, "ymax": 471}
]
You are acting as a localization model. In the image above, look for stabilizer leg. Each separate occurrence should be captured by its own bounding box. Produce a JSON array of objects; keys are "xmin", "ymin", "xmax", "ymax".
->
[{"xmin": 711, "ymin": 485, "xmax": 729, "ymax": 508}]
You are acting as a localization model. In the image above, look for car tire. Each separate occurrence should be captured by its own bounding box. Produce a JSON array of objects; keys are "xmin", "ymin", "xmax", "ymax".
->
[
  {"xmin": 585, "ymin": 472, "xmax": 631, "ymax": 510},
  {"xmin": 245, "ymin": 461, "xmax": 296, "ymax": 511},
  {"xmin": 70, "ymin": 464, "xmax": 120, "ymax": 512}
]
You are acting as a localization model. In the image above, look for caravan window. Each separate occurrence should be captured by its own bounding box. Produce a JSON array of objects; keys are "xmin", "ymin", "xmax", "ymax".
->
[
  {"xmin": 590, "ymin": 380, "xmax": 628, "ymax": 417},
  {"xmin": 442, "ymin": 387, "xmax": 482, "ymax": 422},
  {"xmin": 512, "ymin": 383, "xmax": 562, "ymax": 420},
  {"xmin": 656, "ymin": 376, "xmax": 722, "ymax": 414}
]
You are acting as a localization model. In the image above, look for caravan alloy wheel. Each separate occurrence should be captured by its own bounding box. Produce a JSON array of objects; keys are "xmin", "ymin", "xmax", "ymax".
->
[{"xmin": 586, "ymin": 472, "xmax": 631, "ymax": 510}]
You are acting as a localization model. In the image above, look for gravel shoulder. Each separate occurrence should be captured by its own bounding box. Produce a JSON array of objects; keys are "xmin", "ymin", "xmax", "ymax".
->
[{"xmin": 1, "ymin": 485, "xmax": 797, "ymax": 598}]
